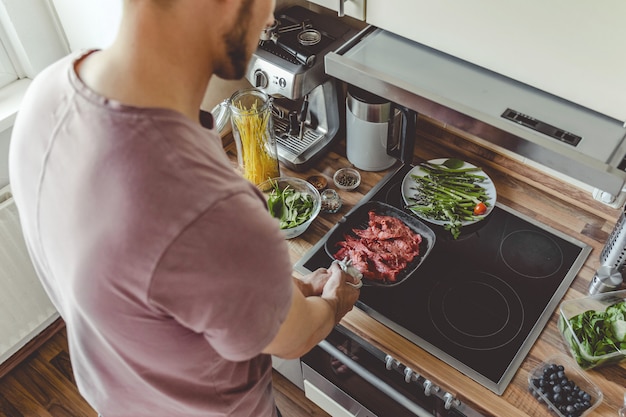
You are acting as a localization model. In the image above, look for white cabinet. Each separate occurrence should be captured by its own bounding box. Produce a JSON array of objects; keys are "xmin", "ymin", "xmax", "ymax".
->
[
  {"xmin": 308, "ymin": 0, "xmax": 366, "ymax": 20},
  {"xmin": 365, "ymin": 0, "xmax": 626, "ymax": 123}
]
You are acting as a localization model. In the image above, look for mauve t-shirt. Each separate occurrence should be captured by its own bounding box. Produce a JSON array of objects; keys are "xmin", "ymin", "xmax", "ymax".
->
[{"xmin": 9, "ymin": 50, "xmax": 293, "ymax": 417}]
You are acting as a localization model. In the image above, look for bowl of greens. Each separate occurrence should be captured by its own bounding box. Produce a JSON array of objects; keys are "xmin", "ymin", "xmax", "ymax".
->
[
  {"xmin": 558, "ymin": 289, "xmax": 626, "ymax": 370},
  {"xmin": 259, "ymin": 176, "xmax": 321, "ymax": 239}
]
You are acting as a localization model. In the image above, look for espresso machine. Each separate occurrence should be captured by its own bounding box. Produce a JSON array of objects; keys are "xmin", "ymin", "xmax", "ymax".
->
[{"xmin": 245, "ymin": 6, "xmax": 359, "ymax": 171}]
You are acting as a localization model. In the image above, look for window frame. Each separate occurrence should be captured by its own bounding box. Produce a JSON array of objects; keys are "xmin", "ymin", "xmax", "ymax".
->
[
  {"xmin": 0, "ymin": 0, "xmax": 69, "ymax": 130},
  {"xmin": 0, "ymin": 0, "xmax": 69, "ymax": 80}
]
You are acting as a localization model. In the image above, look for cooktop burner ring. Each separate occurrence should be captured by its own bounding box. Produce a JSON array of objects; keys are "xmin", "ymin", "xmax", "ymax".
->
[
  {"xmin": 428, "ymin": 271, "xmax": 524, "ymax": 351},
  {"xmin": 384, "ymin": 181, "xmax": 403, "ymax": 207},
  {"xmin": 500, "ymin": 229, "xmax": 564, "ymax": 278}
]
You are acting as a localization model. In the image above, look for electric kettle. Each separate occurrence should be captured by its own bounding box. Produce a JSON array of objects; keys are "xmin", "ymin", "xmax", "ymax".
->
[{"xmin": 345, "ymin": 86, "xmax": 416, "ymax": 171}]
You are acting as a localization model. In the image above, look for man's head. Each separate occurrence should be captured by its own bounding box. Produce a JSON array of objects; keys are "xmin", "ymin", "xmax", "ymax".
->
[
  {"xmin": 92, "ymin": 0, "xmax": 276, "ymax": 117},
  {"xmin": 214, "ymin": 0, "xmax": 276, "ymax": 80},
  {"xmin": 119, "ymin": 0, "xmax": 275, "ymax": 80}
]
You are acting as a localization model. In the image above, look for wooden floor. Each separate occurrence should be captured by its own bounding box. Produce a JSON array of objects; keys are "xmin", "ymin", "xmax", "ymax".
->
[{"xmin": 0, "ymin": 327, "xmax": 330, "ymax": 417}]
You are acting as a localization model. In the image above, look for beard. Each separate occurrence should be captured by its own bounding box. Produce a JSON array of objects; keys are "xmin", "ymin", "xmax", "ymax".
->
[{"xmin": 216, "ymin": 0, "xmax": 255, "ymax": 80}]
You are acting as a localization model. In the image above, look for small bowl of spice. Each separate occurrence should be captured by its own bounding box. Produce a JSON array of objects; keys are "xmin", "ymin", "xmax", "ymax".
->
[
  {"xmin": 306, "ymin": 174, "xmax": 328, "ymax": 192},
  {"xmin": 321, "ymin": 189, "xmax": 342, "ymax": 213},
  {"xmin": 334, "ymin": 167, "xmax": 361, "ymax": 191}
]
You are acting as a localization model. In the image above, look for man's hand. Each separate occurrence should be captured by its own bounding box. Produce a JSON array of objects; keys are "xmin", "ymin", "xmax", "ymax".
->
[
  {"xmin": 294, "ymin": 267, "xmax": 331, "ymax": 297},
  {"xmin": 321, "ymin": 262, "xmax": 361, "ymax": 324}
]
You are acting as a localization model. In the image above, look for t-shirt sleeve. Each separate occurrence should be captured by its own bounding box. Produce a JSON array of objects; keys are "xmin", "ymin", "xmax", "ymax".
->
[{"xmin": 148, "ymin": 191, "xmax": 294, "ymax": 361}]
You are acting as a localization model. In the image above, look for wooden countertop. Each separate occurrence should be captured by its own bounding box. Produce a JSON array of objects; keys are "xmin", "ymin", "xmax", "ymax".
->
[{"xmin": 225, "ymin": 115, "xmax": 626, "ymax": 417}]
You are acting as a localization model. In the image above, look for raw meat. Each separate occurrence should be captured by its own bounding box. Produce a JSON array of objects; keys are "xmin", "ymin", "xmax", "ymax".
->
[{"xmin": 333, "ymin": 211, "xmax": 422, "ymax": 284}]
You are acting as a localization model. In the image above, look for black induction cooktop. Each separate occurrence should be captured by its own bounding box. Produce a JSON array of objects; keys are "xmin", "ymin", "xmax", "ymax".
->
[{"xmin": 294, "ymin": 164, "xmax": 591, "ymax": 395}]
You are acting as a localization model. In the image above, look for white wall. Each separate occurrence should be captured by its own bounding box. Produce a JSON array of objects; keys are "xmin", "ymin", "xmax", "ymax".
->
[{"xmin": 50, "ymin": 0, "xmax": 122, "ymax": 51}]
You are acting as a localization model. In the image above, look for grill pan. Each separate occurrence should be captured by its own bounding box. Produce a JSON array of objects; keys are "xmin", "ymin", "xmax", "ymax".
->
[{"xmin": 325, "ymin": 201, "xmax": 436, "ymax": 287}]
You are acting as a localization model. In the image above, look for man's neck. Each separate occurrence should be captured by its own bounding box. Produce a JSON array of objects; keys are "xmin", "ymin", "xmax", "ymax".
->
[{"xmin": 76, "ymin": 20, "xmax": 214, "ymax": 122}]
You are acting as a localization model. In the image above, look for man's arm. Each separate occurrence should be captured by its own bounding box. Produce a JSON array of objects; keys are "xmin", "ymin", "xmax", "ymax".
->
[{"xmin": 262, "ymin": 263, "xmax": 360, "ymax": 359}]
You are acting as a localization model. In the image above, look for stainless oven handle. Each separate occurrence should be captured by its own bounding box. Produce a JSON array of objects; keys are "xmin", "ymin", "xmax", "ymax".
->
[{"xmin": 318, "ymin": 340, "xmax": 435, "ymax": 417}]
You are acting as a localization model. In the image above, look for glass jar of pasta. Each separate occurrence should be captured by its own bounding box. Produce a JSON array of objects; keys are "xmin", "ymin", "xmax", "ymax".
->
[{"xmin": 228, "ymin": 88, "xmax": 280, "ymax": 186}]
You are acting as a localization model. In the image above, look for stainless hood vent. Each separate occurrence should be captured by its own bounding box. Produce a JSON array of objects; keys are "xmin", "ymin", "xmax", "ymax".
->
[{"xmin": 326, "ymin": 27, "xmax": 626, "ymax": 197}]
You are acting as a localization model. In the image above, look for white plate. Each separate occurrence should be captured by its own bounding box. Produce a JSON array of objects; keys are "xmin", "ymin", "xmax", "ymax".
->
[{"xmin": 401, "ymin": 158, "xmax": 497, "ymax": 226}]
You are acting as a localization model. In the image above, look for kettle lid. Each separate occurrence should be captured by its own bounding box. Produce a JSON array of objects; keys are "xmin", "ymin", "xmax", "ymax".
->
[
  {"xmin": 347, "ymin": 85, "xmax": 392, "ymax": 122},
  {"xmin": 347, "ymin": 85, "xmax": 389, "ymax": 105}
]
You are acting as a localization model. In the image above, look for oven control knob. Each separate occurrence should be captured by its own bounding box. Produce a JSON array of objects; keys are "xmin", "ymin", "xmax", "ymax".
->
[
  {"xmin": 423, "ymin": 380, "xmax": 439, "ymax": 396},
  {"xmin": 384, "ymin": 355, "xmax": 400, "ymax": 371},
  {"xmin": 404, "ymin": 367, "xmax": 419, "ymax": 383},
  {"xmin": 443, "ymin": 392, "xmax": 461, "ymax": 410},
  {"xmin": 253, "ymin": 69, "xmax": 269, "ymax": 89}
]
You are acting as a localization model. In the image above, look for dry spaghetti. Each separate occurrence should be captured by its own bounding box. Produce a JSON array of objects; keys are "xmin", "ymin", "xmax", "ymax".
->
[{"xmin": 231, "ymin": 100, "xmax": 279, "ymax": 185}]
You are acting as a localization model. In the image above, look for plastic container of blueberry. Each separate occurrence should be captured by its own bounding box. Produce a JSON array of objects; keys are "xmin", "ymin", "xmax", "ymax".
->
[{"xmin": 528, "ymin": 354, "xmax": 603, "ymax": 417}]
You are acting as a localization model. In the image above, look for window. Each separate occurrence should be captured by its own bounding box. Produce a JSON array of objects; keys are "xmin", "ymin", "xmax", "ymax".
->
[
  {"xmin": 0, "ymin": 0, "xmax": 69, "ymax": 81},
  {"xmin": 0, "ymin": 0, "xmax": 69, "ymax": 187},
  {"xmin": 0, "ymin": 0, "xmax": 69, "ymax": 126},
  {"xmin": 0, "ymin": 39, "xmax": 17, "ymax": 89}
]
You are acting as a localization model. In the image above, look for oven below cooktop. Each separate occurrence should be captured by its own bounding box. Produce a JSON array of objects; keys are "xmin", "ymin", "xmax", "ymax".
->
[{"xmin": 294, "ymin": 164, "xmax": 591, "ymax": 395}]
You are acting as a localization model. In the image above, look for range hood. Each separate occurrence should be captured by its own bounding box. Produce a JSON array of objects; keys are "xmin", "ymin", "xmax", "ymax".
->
[{"xmin": 325, "ymin": 27, "xmax": 626, "ymax": 197}]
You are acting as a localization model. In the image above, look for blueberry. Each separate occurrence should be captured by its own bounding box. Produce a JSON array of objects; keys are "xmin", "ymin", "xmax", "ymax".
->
[{"xmin": 533, "ymin": 362, "xmax": 595, "ymax": 417}]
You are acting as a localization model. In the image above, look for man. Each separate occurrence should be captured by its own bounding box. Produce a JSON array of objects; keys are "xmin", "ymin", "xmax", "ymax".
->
[{"xmin": 8, "ymin": 1, "xmax": 360, "ymax": 416}]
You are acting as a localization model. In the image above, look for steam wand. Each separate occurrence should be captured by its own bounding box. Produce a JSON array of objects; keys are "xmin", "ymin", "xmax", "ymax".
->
[{"xmin": 298, "ymin": 94, "xmax": 309, "ymax": 140}]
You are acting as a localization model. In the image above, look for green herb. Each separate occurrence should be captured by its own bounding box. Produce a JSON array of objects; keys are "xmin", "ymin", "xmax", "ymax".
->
[
  {"xmin": 405, "ymin": 159, "xmax": 492, "ymax": 239},
  {"xmin": 442, "ymin": 158, "xmax": 464, "ymax": 169},
  {"xmin": 558, "ymin": 300, "xmax": 626, "ymax": 369},
  {"xmin": 266, "ymin": 180, "xmax": 315, "ymax": 229}
]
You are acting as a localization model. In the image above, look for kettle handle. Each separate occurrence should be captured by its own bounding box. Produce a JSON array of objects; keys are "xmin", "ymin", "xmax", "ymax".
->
[{"xmin": 387, "ymin": 105, "xmax": 417, "ymax": 164}]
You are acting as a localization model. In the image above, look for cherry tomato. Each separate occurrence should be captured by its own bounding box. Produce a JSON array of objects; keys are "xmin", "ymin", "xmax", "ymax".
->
[{"xmin": 473, "ymin": 202, "xmax": 487, "ymax": 215}]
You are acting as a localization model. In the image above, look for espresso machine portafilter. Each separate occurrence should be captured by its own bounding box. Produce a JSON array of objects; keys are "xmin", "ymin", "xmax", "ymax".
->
[{"xmin": 245, "ymin": 6, "xmax": 358, "ymax": 171}]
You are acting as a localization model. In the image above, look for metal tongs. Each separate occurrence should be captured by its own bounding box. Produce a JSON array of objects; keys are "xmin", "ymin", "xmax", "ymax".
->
[{"xmin": 334, "ymin": 258, "xmax": 363, "ymax": 289}]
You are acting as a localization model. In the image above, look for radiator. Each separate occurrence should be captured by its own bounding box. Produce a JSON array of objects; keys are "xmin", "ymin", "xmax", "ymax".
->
[{"xmin": 0, "ymin": 185, "xmax": 58, "ymax": 364}]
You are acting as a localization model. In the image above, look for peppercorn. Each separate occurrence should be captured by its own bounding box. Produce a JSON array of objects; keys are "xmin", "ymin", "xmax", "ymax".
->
[
  {"xmin": 336, "ymin": 173, "xmax": 357, "ymax": 187},
  {"xmin": 333, "ymin": 168, "xmax": 360, "ymax": 190}
]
